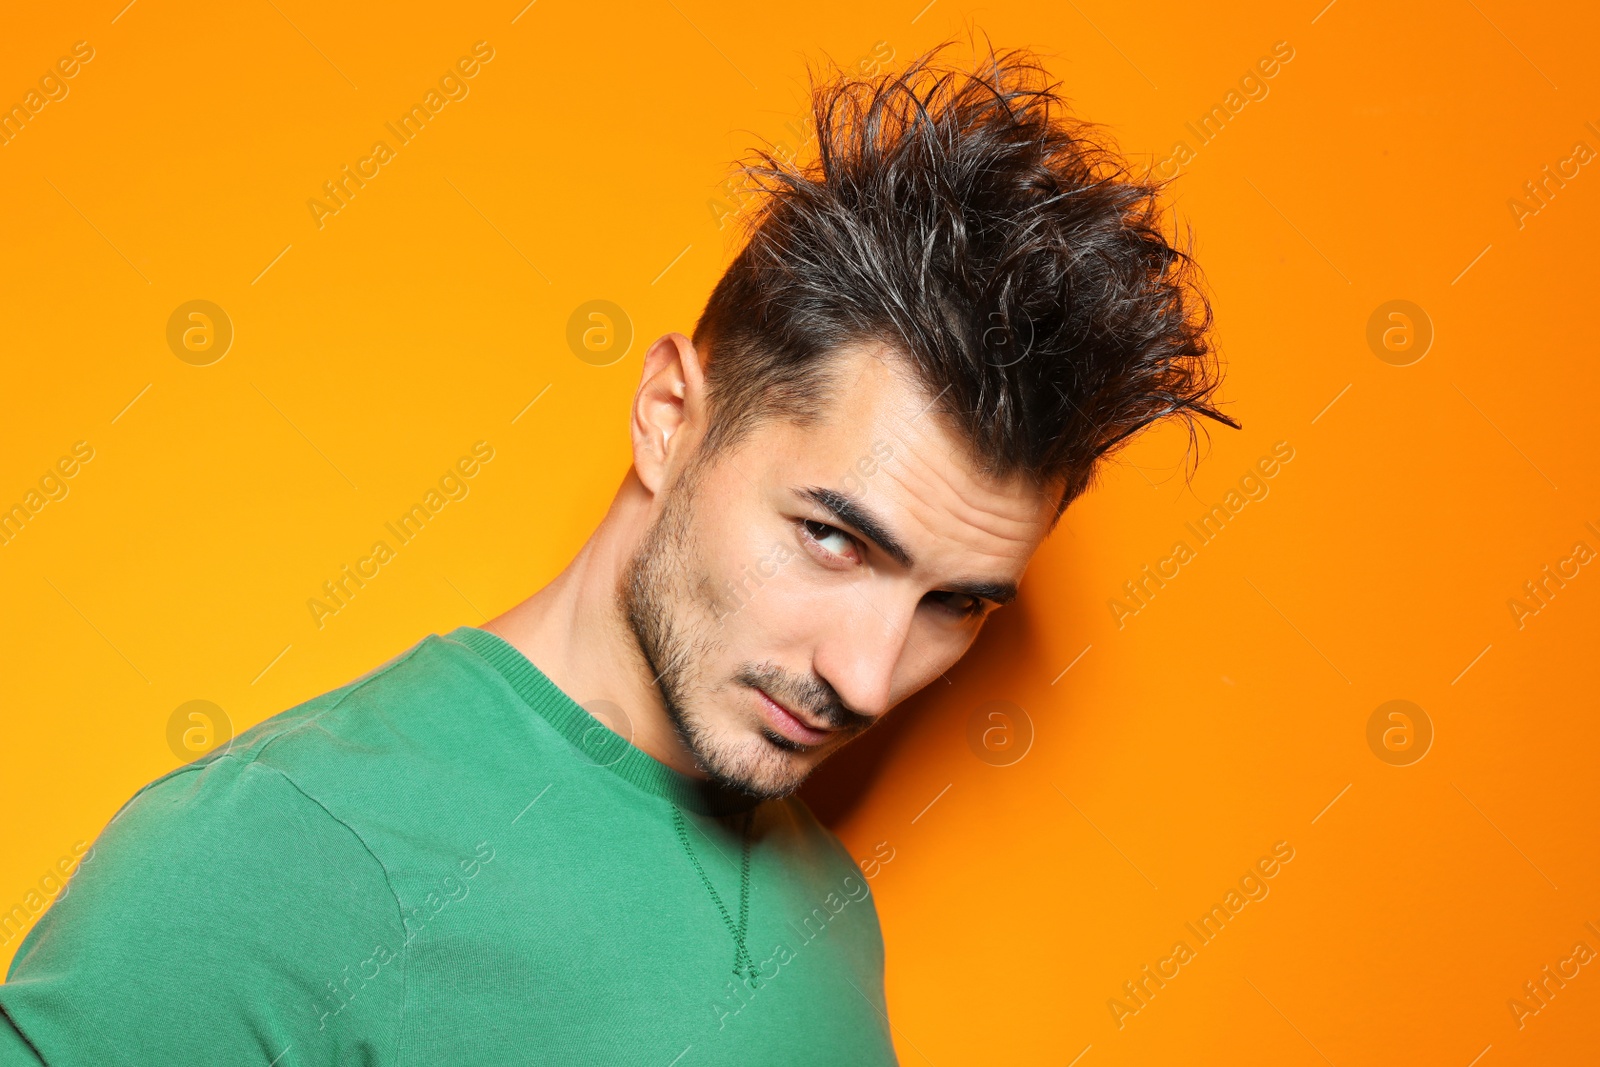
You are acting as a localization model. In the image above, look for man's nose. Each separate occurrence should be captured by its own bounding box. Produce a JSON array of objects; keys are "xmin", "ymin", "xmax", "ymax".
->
[{"xmin": 811, "ymin": 593, "xmax": 917, "ymax": 721}]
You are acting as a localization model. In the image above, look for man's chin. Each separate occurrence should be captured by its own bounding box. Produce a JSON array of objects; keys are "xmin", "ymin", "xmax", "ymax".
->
[{"xmin": 693, "ymin": 729, "xmax": 820, "ymax": 800}]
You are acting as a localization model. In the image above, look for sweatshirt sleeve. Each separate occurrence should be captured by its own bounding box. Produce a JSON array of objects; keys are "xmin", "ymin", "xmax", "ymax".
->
[{"xmin": 0, "ymin": 756, "xmax": 407, "ymax": 1066}]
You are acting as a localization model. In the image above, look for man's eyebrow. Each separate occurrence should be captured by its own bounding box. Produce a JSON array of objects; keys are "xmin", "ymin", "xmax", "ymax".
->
[
  {"xmin": 797, "ymin": 486, "xmax": 914, "ymax": 568},
  {"xmin": 793, "ymin": 485, "xmax": 1020, "ymax": 607}
]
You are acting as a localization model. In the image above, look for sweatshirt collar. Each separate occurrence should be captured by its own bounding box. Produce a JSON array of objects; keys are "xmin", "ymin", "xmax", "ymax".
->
[{"xmin": 450, "ymin": 625, "xmax": 763, "ymax": 817}]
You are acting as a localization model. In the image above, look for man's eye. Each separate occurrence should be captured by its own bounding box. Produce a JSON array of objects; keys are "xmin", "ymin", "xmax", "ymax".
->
[
  {"xmin": 929, "ymin": 591, "xmax": 985, "ymax": 618},
  {"xmin": 801, "ymin": 520, "xmax": 857, "ymax": 560}
]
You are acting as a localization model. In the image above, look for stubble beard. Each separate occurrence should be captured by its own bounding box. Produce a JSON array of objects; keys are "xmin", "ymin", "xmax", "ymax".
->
[{"xmin": 617, "ymin": 466, "xmax": 811, "ymax": 800}]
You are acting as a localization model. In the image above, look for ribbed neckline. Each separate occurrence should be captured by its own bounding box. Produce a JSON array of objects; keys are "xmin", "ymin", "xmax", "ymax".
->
[{"xmin": 449, "ymin": 625, "xmax": 763, "ymax": 817}]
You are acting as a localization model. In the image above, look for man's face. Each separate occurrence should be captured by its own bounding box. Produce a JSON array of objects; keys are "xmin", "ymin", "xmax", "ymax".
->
[{"xmin": 620, "ymin": 344, "xmax": 1058, "ymax": 799}]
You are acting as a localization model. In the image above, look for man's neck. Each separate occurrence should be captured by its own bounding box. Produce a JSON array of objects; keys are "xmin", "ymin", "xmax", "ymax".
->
[{"xmin": 483, "ymin": 472, "xmax": 707, "ymax": 780}]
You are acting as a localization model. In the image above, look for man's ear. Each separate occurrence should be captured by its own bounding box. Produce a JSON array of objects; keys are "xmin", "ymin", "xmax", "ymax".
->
[{"xmin": 631, "ymin": 331, "xmax": 707, "ymax": 495}]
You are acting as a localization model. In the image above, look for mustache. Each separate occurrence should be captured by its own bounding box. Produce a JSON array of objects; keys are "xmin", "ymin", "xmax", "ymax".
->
[{"xmin": 734, "ymin": 663, "xmax": 874, "ymax": 733}]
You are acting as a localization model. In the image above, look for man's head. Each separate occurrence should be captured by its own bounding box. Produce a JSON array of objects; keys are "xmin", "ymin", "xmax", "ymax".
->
[{"xmin": 618, "ymin": 45, "xmax": 1231, "ymax": 799}]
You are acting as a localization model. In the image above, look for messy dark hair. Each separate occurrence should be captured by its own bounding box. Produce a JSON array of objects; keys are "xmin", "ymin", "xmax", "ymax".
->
[{"xmin": 691, "ymin": 43, "xmax": 1237, "ymax": 516}]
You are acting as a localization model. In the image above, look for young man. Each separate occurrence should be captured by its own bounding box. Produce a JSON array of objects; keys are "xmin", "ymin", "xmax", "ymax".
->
[{"xmin": 0, "ymin": 47, "xmax": 1231, "ymax": 1065}]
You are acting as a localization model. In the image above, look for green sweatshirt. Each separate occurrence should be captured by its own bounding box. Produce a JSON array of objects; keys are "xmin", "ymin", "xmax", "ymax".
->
[{"xmin": 0, "ymin": 626, "xmax": 898, "ymax": 1065}]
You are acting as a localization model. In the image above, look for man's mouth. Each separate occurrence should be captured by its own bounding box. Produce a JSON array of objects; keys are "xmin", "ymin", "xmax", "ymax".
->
[{"xmin": 752, "ymin": 686, "xmax": 835, "ymax": 747}]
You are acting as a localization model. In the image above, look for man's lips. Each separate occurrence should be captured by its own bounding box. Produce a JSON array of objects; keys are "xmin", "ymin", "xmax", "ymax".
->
[{"xmin": 753, "ymin": 687, "xmax": 834, "ymax": 746}]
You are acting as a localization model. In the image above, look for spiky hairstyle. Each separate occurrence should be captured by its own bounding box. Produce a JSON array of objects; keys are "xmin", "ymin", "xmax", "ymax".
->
[{"xmin": 692, "ymin": 43, "xmax": 1236, "ymax": 515}]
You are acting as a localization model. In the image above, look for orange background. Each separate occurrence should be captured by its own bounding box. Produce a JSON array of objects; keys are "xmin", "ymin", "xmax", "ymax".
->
[{"xmin": 2, "ymin": 1, "xmax": 1597, "ymax": 1063}]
